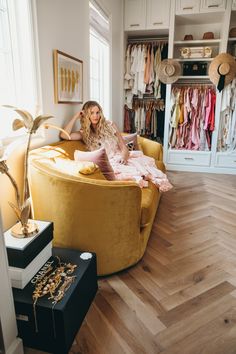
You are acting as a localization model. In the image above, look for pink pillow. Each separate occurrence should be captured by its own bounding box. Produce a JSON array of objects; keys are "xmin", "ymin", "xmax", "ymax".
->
[
  {"xmin": 123, "ymin": 133, "xmax": 139, "ymax": 150},
  {"xmin": 74, "ymin": 147, "xmax": 115, "ymax": 180}
]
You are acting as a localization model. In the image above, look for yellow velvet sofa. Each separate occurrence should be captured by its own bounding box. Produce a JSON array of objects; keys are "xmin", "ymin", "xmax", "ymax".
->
[{"xmin": 29, "ymin": 137, "xmax": 165, "ymax": 275}]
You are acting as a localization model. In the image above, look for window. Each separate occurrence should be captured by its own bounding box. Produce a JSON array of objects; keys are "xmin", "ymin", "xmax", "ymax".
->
[
  {"xmin": 89, "ymin": 1, "xmax": 110, "ymax": 118},
  {"xmin": 0, "ymin": 0, "xmax": 40, "ymax": 139}
]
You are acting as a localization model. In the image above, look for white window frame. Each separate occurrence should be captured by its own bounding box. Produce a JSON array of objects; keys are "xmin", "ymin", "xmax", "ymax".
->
[
  {"xmin": 0, "ymin": 0, "xmax": 42, "ymax": 142},
  {"xmin": 89, "ymin": 0, "xmax": 111, "ymax": 119}
]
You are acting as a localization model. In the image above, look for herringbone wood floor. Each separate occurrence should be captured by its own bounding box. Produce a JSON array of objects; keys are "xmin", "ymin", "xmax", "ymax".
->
[{"xmin": 26, "ymin": 171, "xmax": 236, "ymax": 354}]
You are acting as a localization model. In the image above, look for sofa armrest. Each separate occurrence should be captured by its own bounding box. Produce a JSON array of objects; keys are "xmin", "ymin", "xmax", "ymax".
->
[
  {"xmin": 138, "ymin": 136, "xmax": 163, "ymax": 161},
  {"xmin": 138, "ymin": 136, "xmax": 163, "ymax": 159}
]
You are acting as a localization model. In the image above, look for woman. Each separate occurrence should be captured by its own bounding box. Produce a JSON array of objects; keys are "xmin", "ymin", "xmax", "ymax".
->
[{"xmin": 60, "ymin": 101, "xmax": 172, "ymax": 191}]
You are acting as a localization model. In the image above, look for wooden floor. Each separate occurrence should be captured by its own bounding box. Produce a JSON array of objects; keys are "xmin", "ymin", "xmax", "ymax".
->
[{"xmin": 26, "ymin": 171, "xmax": 236, "ymax": 354}]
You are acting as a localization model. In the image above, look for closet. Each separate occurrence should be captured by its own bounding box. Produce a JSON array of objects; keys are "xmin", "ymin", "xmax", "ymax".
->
[
  {"xmin": 124, "ymin": 38, "xmax": 168, "ymax": 142},
  {"xmin": 124, "ymin": 0, "xmax": 236, "ymax": 174}
]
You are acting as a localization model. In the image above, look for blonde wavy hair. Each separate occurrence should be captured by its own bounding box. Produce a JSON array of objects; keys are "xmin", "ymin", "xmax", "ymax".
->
[{"xmin": 80, "ymin": 101, "xmax": 116, "ymax": 147}]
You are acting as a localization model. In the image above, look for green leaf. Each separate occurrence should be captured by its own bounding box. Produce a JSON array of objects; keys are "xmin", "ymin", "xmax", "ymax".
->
[
  {"xmin": 12, "ymin": 119, "xmax": 25, "ymax": 131},
  {"xmin": 32, "ymin": 115, "xmax": 53, "ymax": 133}
]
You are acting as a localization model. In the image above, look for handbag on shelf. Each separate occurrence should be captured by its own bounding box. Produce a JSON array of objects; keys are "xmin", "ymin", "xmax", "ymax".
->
[
  {"xmin": 182, "ymin": 62, "xmax": 208, "ymax": 76},
  {"xmin": 180, "ymin": 47, "xmax": 212, "ymax": 59}
]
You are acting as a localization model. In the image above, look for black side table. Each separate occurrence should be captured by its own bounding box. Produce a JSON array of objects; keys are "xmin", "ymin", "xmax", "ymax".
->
[{"xmin": 13, "ymin": 248, "xmax": 98, "ymax": 354}]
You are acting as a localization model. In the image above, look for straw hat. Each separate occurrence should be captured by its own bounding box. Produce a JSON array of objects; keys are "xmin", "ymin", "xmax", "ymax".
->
[
  {"xmin": 208, "ymin": 53, "xmax": 236, "ymax": 91},
  {"xmin": 158, "ymin": 59, "xmax": 181, "ymax": 84}
]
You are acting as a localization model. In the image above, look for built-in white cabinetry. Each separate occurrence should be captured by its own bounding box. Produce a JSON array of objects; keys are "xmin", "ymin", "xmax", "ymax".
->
[
  {"xmin": 163, "ymin": 0, "xmax": 236, "ymax": 174},
  {"xmin": 123, "ymin": 0, "xmax": 236, "ymax": 174},
  {"xmin": 176, "ymin": 0, "xmax": 226, "ymax": 14},
  {"xmin": 124, "ymin": 0, "xmax": 170, "ymax": 31}
]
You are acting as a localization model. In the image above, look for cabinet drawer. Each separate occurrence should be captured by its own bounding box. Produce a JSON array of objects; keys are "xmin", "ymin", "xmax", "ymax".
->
[
  {"xmin": 215, "ymin": 153, "xmax": 236, "ymax": 168},
  {"xmin": 176, "ymin": 0, "xmax": 200, "ymax": 14},
  {"xmin": 168, "ymin": 150, "xmax": 211, "ymax": 166},
  {"xmin": 200, "ymin": 0, "xmax": 226, "ymax": 12}
]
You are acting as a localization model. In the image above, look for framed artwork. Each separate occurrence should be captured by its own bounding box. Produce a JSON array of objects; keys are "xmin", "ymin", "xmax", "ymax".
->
[{"xmin": 53, "ymin": 50, "xmax": 83, "ymax": 103}]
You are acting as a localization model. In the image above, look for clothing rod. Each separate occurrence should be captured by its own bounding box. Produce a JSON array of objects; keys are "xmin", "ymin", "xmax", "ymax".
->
[
  {"xmin": 173, "ymin": 80, "xmax": 214, "ymax": 85},
  {"xmin": 127, "ymin": 37, "xmax": 168, "ymax": 42},
  {"xmin": 133, "ymin": 96, "xmax": 164, "ymax": 100}
]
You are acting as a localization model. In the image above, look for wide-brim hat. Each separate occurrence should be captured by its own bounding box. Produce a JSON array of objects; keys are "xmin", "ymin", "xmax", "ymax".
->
[
  {"xmin": 158, "ymin": 59, "xmax": 181, "ymax": 84},
  {"xmin": 209, "ymin": 53, "xmax": 236, "ymax": 89}
]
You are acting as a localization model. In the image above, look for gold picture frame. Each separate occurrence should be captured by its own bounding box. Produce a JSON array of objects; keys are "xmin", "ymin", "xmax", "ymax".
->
[{"xmin": 53, "ymin": 50, "xmax": 83, "ymax": 104}]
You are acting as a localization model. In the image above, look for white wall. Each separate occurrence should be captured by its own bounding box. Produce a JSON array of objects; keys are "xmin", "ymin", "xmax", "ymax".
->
[
  {"xmin": 35, "ymin": 0, "xmax": 124, "ymax": 142},
  {"xmin": 1, "ymin": 0, "xmax": 124, "ymax": 230}
]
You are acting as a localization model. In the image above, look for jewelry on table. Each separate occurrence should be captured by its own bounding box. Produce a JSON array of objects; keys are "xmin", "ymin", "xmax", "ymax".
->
[{"xmin": 32, "ymin": 256, "xmax": 77, "ymax": 334}]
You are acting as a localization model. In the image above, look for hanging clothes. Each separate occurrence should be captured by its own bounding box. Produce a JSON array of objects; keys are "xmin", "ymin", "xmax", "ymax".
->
[
  {"xmin": 169, "ymin": 85, "xmax": 216, "ymax": 151},
  {"xmin": 124, "ymin": 39, "xmax": 168, "ymax": 144},
  {"xmin": 124, "ymin": 98, "xmax": 165, "ymax": 143},
  {"xmin": 218, "ymin": 78, "xmax": 236, "ymax": 152},
  {"xmin": 124, "ymin": 41, "xmax": 168, "ymax": 106}
]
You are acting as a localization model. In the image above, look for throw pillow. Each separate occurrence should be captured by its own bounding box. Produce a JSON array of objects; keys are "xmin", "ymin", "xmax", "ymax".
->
[
  {"xmin": 54, "ymin": 158, "xmax": 98, "ymax": 176},
  {"xmin": 122, "ymin": 133, "xmax": 139, "ymax": 150},
  {"xmin": 74, "ymin": 147, "xmax": 115, "ymax": 180}
]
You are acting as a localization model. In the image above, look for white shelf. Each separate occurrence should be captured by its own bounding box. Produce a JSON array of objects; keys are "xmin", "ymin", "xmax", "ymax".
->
[
  {"xmin": 174, "ymin": 39, "xmax": 221, "ymax": 45},
  {"xmin": 178, "ymin": 75, "xmax": 210, "ymax": 79},
  {"xmin": 176, "ymin": 58, "xmax": 214, "ymax": 62},
  {"xmin": 228, "ymin": 37, "xmax": 236, "ymax": 41}
]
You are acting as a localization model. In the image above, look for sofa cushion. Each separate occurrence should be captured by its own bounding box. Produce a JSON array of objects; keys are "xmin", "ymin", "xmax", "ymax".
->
[{"xmin": 74, "ymin": 147, "xmax": 115, "ymax": 181}]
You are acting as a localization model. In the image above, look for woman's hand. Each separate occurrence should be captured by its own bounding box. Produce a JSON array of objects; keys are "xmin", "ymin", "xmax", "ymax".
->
[
  {"xmin": 120, "ymin": 148, "xmax": 129, "ymax": 164},
  {"xmin": 75, "ymin": 110, "xmax": 84, "ymax": 120}
]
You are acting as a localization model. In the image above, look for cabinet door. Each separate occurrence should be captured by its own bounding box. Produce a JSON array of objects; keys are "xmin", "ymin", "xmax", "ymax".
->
[
  {"xmin": 200, "ymin": 0, "xmax": 226, "ymax": 12},
  {"xmin": 176, "ymin": 0, "xmax": 200, "ymax": 14},
  {"xmin": 232, "ymin": 0, "xmax": 236, "ymax": 10},
  {"xmin": 124, "ymin": 0, "xmax": 146, "ymax": 31},
  {"xmin": 146, "ymin": 0, "xmax": 170, "ymax": 29}
]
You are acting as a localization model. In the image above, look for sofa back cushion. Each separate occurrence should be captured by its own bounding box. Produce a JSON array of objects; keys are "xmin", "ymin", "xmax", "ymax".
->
[{"xmin": 74, "ymin": 147, "xmax": 115, "ymax": 181}]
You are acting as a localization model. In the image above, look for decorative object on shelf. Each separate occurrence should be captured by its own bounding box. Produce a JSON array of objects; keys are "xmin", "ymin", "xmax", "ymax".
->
[
  {"xmin": 184, "ymin": 34, "xmax": 193, "ymax": 40},
  {"xmin": 180, "ymin": 47, "xmax": 212, "ymax": 59},
  {"xmin": 209, "ymin": 53, "xmax": 236, "ymax": 92},
  {"xmin": 229, "ymin": 27, "xmax": 236, "ymax": 38},
  {"xmin": 183, "ymin": 62, "xmax": 208, "ymax": 76},
  {"xmin": 0, "ymin": 106, "xmax": 70, "ymax": 238},
  {"xmin": 158, "ymin": 59, "xmax": 181, "ymax": 84},
  {"xmin": 202, "ymin": 32, "xmax": 214, "ymax": 40},
  {"xmin": 53, "ymin": 49, "xmax": 83, "ymax": 104}
]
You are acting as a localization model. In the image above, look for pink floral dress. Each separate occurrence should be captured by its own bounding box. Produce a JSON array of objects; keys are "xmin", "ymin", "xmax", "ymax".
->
[{"xmin": 84, "ymin": 122, "xmax": 172, "ymax": 192}]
